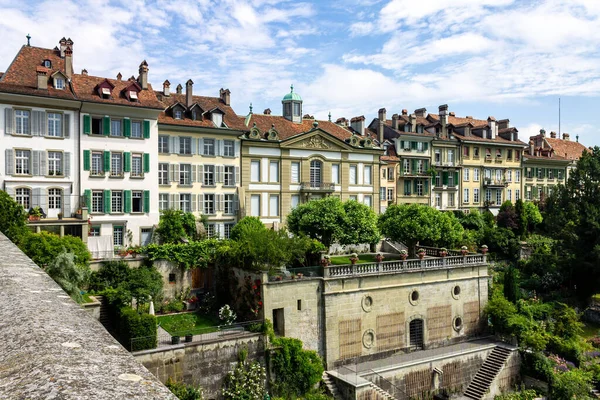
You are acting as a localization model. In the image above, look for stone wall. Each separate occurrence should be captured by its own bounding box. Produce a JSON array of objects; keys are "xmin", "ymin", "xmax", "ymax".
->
[
  {"xmin": 154, "ymin": 259, "xmax": 192, "ymax": 299},
  {"xmin": 134, "ymin": 333, "xmax": 265, "ymax": 400}
]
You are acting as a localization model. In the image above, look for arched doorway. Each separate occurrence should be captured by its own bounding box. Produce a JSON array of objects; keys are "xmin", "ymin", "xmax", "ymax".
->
[{"xmin": 409, "ymin": 319, "xmax": 424, "ymax": 350}]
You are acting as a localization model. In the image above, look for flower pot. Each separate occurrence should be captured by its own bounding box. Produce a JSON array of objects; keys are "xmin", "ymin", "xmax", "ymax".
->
[
  {"xmin": 418, "ymin": 253, "xmax": 425, "ymax": 260},
  {"xmin": 171, "ymin": 336, "xmax": 180, "ymax": 345},
  {"xmin": 185, "ymin": 334, "xmax": 193, "ymax": 343},
  {"xmin": 350, "ymin": 259, "xmax": 358, "ymax": 265},
  {"xmin": 297, "ymin": 273, "xmax": 303, "ymax": 279},
  {"xmin": 439, "ymin": 252, "xmax": 447, "ymax": 257},
  {"xmin": 481, "ymin": 249, "xmax": 488, "ymax": 255},
  {"xmin": 400, "ymin": 255, "xmax": 407, "ymax": 261}
]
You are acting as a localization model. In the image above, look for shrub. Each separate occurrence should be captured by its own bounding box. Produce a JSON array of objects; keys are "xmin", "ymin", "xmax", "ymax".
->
[
  {"xmin": 20, "ymin": 231, "xmax": 91, "ymax": 268},
  {"xmin": 0, "ymin": 190, "xmax": 28, "ymax": 244},
  {"xmin": 117, "ymin": 306, "xmax": 157, "ymax": 351},
  {"xmin": 230, "ymin": 217, "xmax": 266, "ymax": 241},
  {"xmin": 520, "ymin": 351, "xmax": 554, "ymax": 383},
  {"xmin": 45, "ymin": 250, "xmax": 90, "ymax": 303},
  {"xmin": 167, "ymin": 299, "xmax": 184, "ymax": 313},
  {"xmin": 551, "ymin": 368, "xmax": 592, "ymax": 400},
  {"xmin": 165, "ymin": 378, "xmax": 203, "ymax": 400},
  {"xmin": 222, "ymin": 360, "xmax": 266, "ymax": 399}
]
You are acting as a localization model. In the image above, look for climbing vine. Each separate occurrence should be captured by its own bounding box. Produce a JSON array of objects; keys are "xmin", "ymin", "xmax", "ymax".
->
[{"xmin": 143, "ymin": 239, "xmax": 220, "ymax": 269}]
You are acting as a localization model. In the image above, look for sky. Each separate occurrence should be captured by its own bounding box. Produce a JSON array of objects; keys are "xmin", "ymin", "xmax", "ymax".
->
[{"xmin": 0, "ymin": 0, "xmax": 599, "ymax": 146}]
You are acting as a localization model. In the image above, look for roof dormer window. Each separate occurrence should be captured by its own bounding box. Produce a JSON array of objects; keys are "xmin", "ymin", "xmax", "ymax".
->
[
  {"xmin": 43, "ymin": 60, "xmax": 51, "ymax": 68},
  {"xmin": 192, "ymin": 110, "xmax": 198, "ymax": 121},
  {"xmin": 174, "ymin": 110, "xmax": 183, "ymax": 120},
  {"xmin": 55, "ymin": 78, "xmax": 65, "ymax": 90},
  {"xmin": 212, "ymin": 112, "xmax": 223, "ymax": 127},
  {"xmin": 129, "ymin": 91, "xmax": 138, "ymax": 100},
  {"xmin": 101, "ymin": 87, "xmax": 111, "ymax": 98}
]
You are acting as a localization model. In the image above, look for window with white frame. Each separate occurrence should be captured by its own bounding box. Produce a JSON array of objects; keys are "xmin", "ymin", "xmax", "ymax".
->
[
  {"xmin": 91, "ymin": 152, "xmax": 103, "ymax": 176},
  {"xmin": 48, "ymin": 188, "xmax": 62, "ymax": 209},
  {"xmin": 507, "ymin": 170, "xmax": 512, "ymax": 182},
  {"xmin": 206, "ymin": 223, "xmax": 216, "ymax": 238},
  {"xmin": 15, "ymin": 150, "xmax": 30, "ymax": 175},
  {"xmin": 224, "ymin": 194, "xmax": 235, "ymax": 214},
  {"xmin": 15, "ymin": 110, "xmax": 30, "ymax": 135},
  {"xmin": 16, "ymin": 188, "xmax": 31, "ymax": 209},
  {"xmin": 132, "ymin": 191, "xmax": 143, "ymax": 213},
  {"xmin": 448, "ymin": 150, "xmax": 455, "ymax": 164},
  {"xmin": 474, "ymin": 168, "xmax": 480, "ymax": 182},
  {"xmin": 203, "ymin": 139, "xmax": 215, "ymax": 156},
  {"xmin": 526, "ymin": 188, "xmax": 532, "ymax": 200},
  {"xmin": 416, "ymin": 181, "xmax": 423, "ymax": 196},
  {"xmin": 549, "ymin": 169, "xmax": 554, "ymax": 179},
  {"xmin": 495, "ymin": 169, "xmax": 502, "ymax": 182},
  {"xmin": 537, "ymin": 168, "xmax": 543, "ymax": 179},
  {"xmin": 485, "ymin": 189, "xmax": 492, "ymax": 202},
  {"xmin": 159, "ymin": 193, "xmax": 169, "ymax": 211},
  {"xmin": 131, "ymin": 154, "xmax": 143, "ymax": 177},
  {"xmin": 55, "ymin": 78, "xmax": 65, "ymax": 89},
  {"xmin": 203, "ymin": 165, "xmax": 215, "ymax": 186},
  {"xmin": 111, "ymin": 153, "xmax": 123, "ymax": 177},
  {"xmin": 291, "ymin": 195, "xmax": 300, "ymax": 209},
  {"xmin": 158, "ymin": 136, "xmax": 169, "ymax": 153},
  {"xmin": 92, "ymin": 191, "xmax": 103, "ymax": 213},
  {"xmin": 417, "ymin": 160, "xmax": 425, "ymax": 174},
  {"xmin": 250, "ymin": 194, "xmax": 260, "ymax": 216},
  {"xmin": 131, "ymin": 121, "xmax": 142, "ymax": 138},
  {"xmin": 224, "ymin": 166, "xmax": 235, "ymax": 186},
  {"xmin": 387, "ymin": 167, "xmax": 394, "ymax": 181},
  {"xmin": 463, "ymin": 188, "xmax": 469, "ymax": 203},
  {"xmin": 158, "ymin": 163, "xmax": 169, "ymax": 185},
  {"xmin": 332, "ymin": 164, "xmax": 340, "ymax": 184},
  {"xmin": 403, "ymin": 159, "xmax": 410, "ymax": 174},
  {"xmin": 496, "ymin": 190, "xmax": 502, "ymax": 205},
  {"xmin": 349, "ymin": 195, "xmax": 357, "ymax": 201},
  {"xmin": 110, "ymin": 119, "xmax": 122, "ymax": 137},
  {"xmin": 417, "ymin": 142, "xmax": 423, "ymax": 151},
  {"xmin": 435, "ymin": 149, "xmax": 441, "ymax": 164},
  {"xmin": 269, "ymin": 161, "xmax": 279, "ymax": 183},
  {"xmin": 47, "ymin": 113, "xmax": 62, "ymax": 137},
  {"xmin": 48, "ymin": 151, "xmax": 63, "ymax": 176},
  {"xmin": 291, "ymin": 162, "xmax": 300, "ymax": 183},
  {"xmin": 387, "ymin": 188, "xmax": 394, "ymax": 201},
  {"xmin": 113, "ymin": 226, "xmax": 124, "ymax": 247},
  {"xmin": 180, "ymin": 137, "xmax": 192, "ymax": 155},
  {"xmin": 363, "ymin": 195, "xmax": 372, "ymax": 208},
  {"xmin": 349, "ymin": 165, "xmax": 357, "ymax": 184},
  {"xmin": 435, "ymin": 173, "xmax": 440, "ymax": 187},
  {"xmin": 223, "ymin": 140, "xmax": 234, "ymax": 157},
  {"xmin": 507, "ymin": 189, "xmax": 512, "ymax": 202},
  {"xmin": 435, "ymin": 193, "xmax": 441, "ymax": 207},
  {"xmin": 515, "ymin": 189, "xmax": 520, "ymax": 201},
  {"xmin": 180, "ymin": 193, "xmax": 191, "ymax": 212},
  {"xmin": 224, "ymin": 223, "xmax": 234, "ymax": 239},
  {"xmin": 485, "ymin": 169, "xmax": 492, "ymax": 180},
  {"xmin": 180, "ymin": 164, "xmax": 192, "ymax": 185},
  {"xmin": 448, "ymin": 193, "xmax": 455, "ymax": 207},
  {"xmin": 251, "ymin": 161, "xmax": 260, "ymax": 182},
  {"xmin": 463, "ymin": 168, "xmax": 470, "ymax": 181},
  {"xmin": 474, "ymin": 188, "xmax": 480, "ymax": 203},
  {"xmin": 89, "ymin": 226, "xmax": 100, "ymax": 237},
  {"xmin": 204, "ymin": 194, "xmax": 215, "ymax": 214},
  {"xmin": 111, "ymin": 191, "xmax": 123, "ymax": 213},
  {"xmin": 310, "ymin": 160, "xmax": 322, "ymax": 186},
  {"xmin": 269, "ymin": 195, "xmax": 279, "ymax": 216},
  {"xmin": 364, "ymin": 165, "xmax": 372, "ymax": 185},
  {"xmin": 174, "ymin": 110, "xmax": 183, "ymax": 120},
  {"xmin": 448, "ymin": 173, "xmax": 454, "ymax": 187}
]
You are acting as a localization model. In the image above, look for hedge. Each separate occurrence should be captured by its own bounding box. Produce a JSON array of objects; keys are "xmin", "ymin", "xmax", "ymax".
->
[{"xmin": 117, "ymin": 306, "xmax": 157, "ymax": 351}]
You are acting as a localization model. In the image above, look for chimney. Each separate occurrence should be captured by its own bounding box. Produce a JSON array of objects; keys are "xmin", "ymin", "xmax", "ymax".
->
[
  {"xmin": 529, "ymin": 140, "xmax": 534, "ymax": 155},
  {"xmin": 264, "ymin": 108, "xmax": 271, "ymax": 115},
  {"xmin": 391, "ymin": 113, "xmax": 399, "ymax": 130},
  {"xmin": 498, "ymin": 119, "xmax": 509, "ymax": 130},
  {"xmin": 550, "ymin": 131, "xmax": 557, "ymax": 139},
  {"xmin": 378, "ymin": 108, "xmax": 386, "ymax": 143},
  {"xmin": 59, "ymin": 37, "xmax": 67, "ymax": 57},
  {"xmin": 466, "ymin": 116, "xmax": 473, "ymax": 119},
  {"xmin": 439, "ymin": 104, "xmax": 448, "ymax": 136},
  {"xmin": 563, "ymin": 133, "xmax": 570, "ymax": 141},
  {"xmin": 336, "ymin": 117, "xmax": 348, "ymax": 127},
  {"xmin": 415, "ymin": 108, "xmax": 426, "ymax": 117},
  {"xmin": 163, "ymin": 80, "xmax": 170, "ymax": 96},
  {"xmin": 81, "ymin": 69, "xmax": 88, "ymax": 76},
  {"xmin": 401, "ymin": 109, "xmax": 408, "ymax": 116},
  {"xmin": 488, "ymin": 116, "xmax": 497, "ymax": 139},
  {"xmin": 176, "ymin": 84, "xmax": 183, "ymax": 94},
  {"xmin": 351, "ymin": 116, "xmax": 365, "ymax": 135},
  {"xmin": 64, "ymin": 45, "xmax": 73, "ymax": 79},
  {"xmin": 36, "ymin": 66, "xmax": 48, "ymax": 90},
  {"xmin": 409, "ymin": 113, "xmax": 417, "ymax": 132},
  {"xmin": 186, "ymin": 79, "xmax": 193, "ymax": 107},
  {"xmin": 138, "ymin": 60, "xmax": 148, "ymax": 90},
  {"xmin": 219, "ymin": 88, "xmax": 231, "ymax": 106},
  {"xmin": 540, "ymin": 128, "xmax": 546, "ymax": 137},
  {"xmin": 116, "ymin": 72, "xmax": 122, "ymax": 81},
  {"xmin": 449, "ymin": 112, "xmax": 456, "ymax": 116}
]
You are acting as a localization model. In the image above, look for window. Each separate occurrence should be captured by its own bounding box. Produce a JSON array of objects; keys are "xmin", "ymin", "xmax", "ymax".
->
[
  {"xmin": 463, "ymin": 146, "xmax": 470, "ymax": 157},
  {"xmin": 448, "ymin": 150, "xmax": 455, "ymax": 164},
  {"xmin": 293, "ymin": 103, "xmax": 301, "ymax": 116},
  {"xmin": 474, "ymin": 188, "xmax": 480, "ymax": 203},
  {"xmin": 111, "ymin": 153, "xmax": 123, "ymax": 177},
  {"xmin": 527, "ymin": 168, "xmax": 533, "ymax": 179},
  {"xmin": 364, "ymin": 165, "xmax": 372, "ymax": 185},
  {"xmin": 250, "ymin": 194, "xmax": 260, "ymax": 216},
  {"xmin": 496, "ymin": 190, "xmax": 502, "ymax": 205},
  {"xmin": 416, "ymin": 181, "xmax": 423, "ymax": 196},
  {"xmin": 558, "ymin": 170, "xmax": 564, "ymax": 180},
  {"xmin": 132, "ymin": 191, "xmax": 143, "ymax": 213},
  {"xmin": 310, "ymin": 160, "xmax": 322, "ymax": 186},
  {"xmin": 48, "ymin": 188, "xmax": 62, "ymax": 209},
  {"xmin": 15, "ymin": 110, "xmax": 30, "ymax": 135},
  {"xmin": 485, "ymin": 148, "xmax": 492, "ymax": 158},
  {"xmin": 349, "ymin": 165, "xmax": 357, "ymax": 184},
  {"xmin": 474, "ymin": 147, "xmax": 480, "ymax": 158},
  {"xmin": 159, "ymin": 193, "xmax": 169, "ymax": 211},
  {"xmin": 507, "ymin": 189, "xmax": 512, "ymax": 202},
  {"xmin": 484, "ymin": 169, "xmax": 492, "ymax": 180},
  {"xmin": 15, "ymin": 188, "xmax": 31, "ymax": 209},
  {"xmin": 463, "ymin": 168, "xmax": 470, "ymax": 181},
  {"xmin": 417, "ymin": 142, "xmax": 423, "ymax": 151},
  {"xmin": 417, "ymin": 160, "xmax": 425, "ymax": 174},
  {"xmin": 48, "ymin": 151, "xmax": 63, "ymax": 176},
  {"xmin": 474, "ymin": 168, "xmax": 480, "ymax": 182},
  {"xmin": 180, "ymin": 164, "xmax": 192, "ymax": 185},
  {"xmin": 515, "ymin": 151, "xmax": 521, "ymax": 161},
  {"xmin": 92, "ymin": 191, "xmax": 103, "ymax": 213},
  {"xmin": 527, "ymin": 188, "xmax": 532, "ymax": 200},
  {"xmin": 91, "ymin": 117, "xmax": 102, "ymax": 135},
  {"xmin": 224, "ymin": 223, "xmax": 234, "ymax": 239},
  {"xmin": 212, "ymin": 113, "xmax": 223, "ymax": 127},
  {"xmin": 387, "ymin": 167, "xmax": 394, "ymax": 181},
  {"xmin": 387, "ymin": 188, "xmax": 394, "ymax": 201},
  {"xmin": 91, "ymin": 152, "xmax": 103, "ymax": 176},
  {"xmin": 224, "ymin": 166, "xmax": 235, "ymax": 186},
  {"xmin": 44, "ymin": 60, "xmax": 51, "ymax": 68},
  {"xmin": 55, "ymin": 78, "xmax": 64, "ymax": 90},
  {"xmin": 291, "ymin": 162, "xmax": 300, "ymax": 183},
  {"xmin": 110, "ymin": 119, "xmax": 122, "ymax": 137},
  {"xmin": 496, "ymin": 149, "xmax": 502, "ymax": 159},
  {"xmin": 485, "ymin": 189, "xmax": 492, "ymax": 202},
  {"xmin": 223, "ymin": 140, "xmax": 234, "ymax": 157},
  {"xmin": 448, "ymin": 193, "xmax": 455, "ymax": 207},
  {"xmin": 159, "ymin": 163, "xmax": 169, "ymax": 185},
  {"xmin": 435, "ymin": 173, "xmax": 441, "ymax": 187},
  {"xmin": 203, "ymin": 139, "xmax": 215, "ymax": 156},
  {"xmin": 140, "ymin": 228, "xmax": 152, "ymax": 246},
  {"xmin": 224, "ymin": 194, "xmax": 235, "ymax": 214},
  {"xmin": 131, "ymin": 154, "xmax": 143, "ymax": 177},
  {"xmin": 516, "ymin": 189, "xmax": 520, "ymax": 201},
  {"xmin": 174, "ymin": 110, "xmax": 183, "ymax": 120},
  {"xmin": 131, "ymin": 121, "xmax": 142, "ymax": 138},
  {"xmin": 291, "ymin": 195, "xmax": 300, "ymax": 209},
  {"xmin": 206, "ymin": 223, "xmax": 216, "ymax": 238},
  {"xmin": 435, "ymin": 193, "xmax": 441, "ymax": 207},
  {"xmin": 269, "ymin": 195, "xmax": 279, "ymax": 216},
  {"xmin": 332, "ymin": 164, "xmax": 340, "ymax": 184},
  {"xmin": 507, "ymin": 149, "xmax": 513, "ymax": 160},
  {"xmin": 203, "ymin": 165, "xmax": 215, "ymax": 186},
  {"xmin": 158, "ymin": 136, "xmax": 169, "ymax": 153},
  {"xmin": 251, "ymin": 161, "xmax": 260, "ymax": 182},
  {"xmin": 549, "ymin": 169, "xmax": 554, "ymax": 179},
  {"xmin": 448, "ymin": 173, "xmax": 454, "ymax": 187},
  {"xmin": 506, "ymin": 170, "xmax": 512, "ymax": 182},
  {"xmin": 463, "ymin": 188, "xmax": 469, "ymax": 203},
  {"xmin": 89, "ymin": 226, "xmax": 100, "ymax": 237},
  {"xmin": 403, "ymin": 159, "xmax": 410, "ymax": 174},
  {"xmin": 363, "ymin": 195, "xmax": 372, "ymax": 208},
  {"xmin": 180, "ymin": 137, "xmax": 192, "ymax": 155},
  {"xmin": 537, "ymin": 168, "xmax": 543, "ymax": 179},
  {"xmin": 269, "ymin": 161, "xmax": 279, "ymax": 183},
  {"xmin": 204, "ymin": 194, "xmax": 215, "ymax": 214},
  {"xmin": 435, "ymin": 149, "xmax": 441, "ymax": 164},
  {"xmin": 113, "ymin": 226, "xmax": 124, "ymax": 247},
  {"xmin": 349, "ymin": 195, "xmax": 357, "ymax": 201},
  {"xmin": 496, "ymin": 169, "xmax": 502, "ymax": 182},
  {"xmin": 15, "ymin": 150, "xmax": 30, "ymax": 175},
  {"xmin": 47, "ymin": 113, "xmax": 62, "ymax": 137},
  {"xmin": 111, "ymin": 191, "xmax": 123, "ymax": 213},
  {"xmin": 180, "ymin": 193, "xmax": 191, "ymax": 212}
]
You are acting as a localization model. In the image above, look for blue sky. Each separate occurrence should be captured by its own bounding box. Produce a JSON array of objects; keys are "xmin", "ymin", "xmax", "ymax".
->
[{"xmin": 1, "ymin": 0, "xmax": 599, "ymax": 146}]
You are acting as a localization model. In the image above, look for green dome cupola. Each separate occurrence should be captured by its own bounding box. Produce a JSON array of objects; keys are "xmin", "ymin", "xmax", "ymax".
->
[{"xmin": 282, "ymin": 84, "xmax": 303, "ymax": 123}]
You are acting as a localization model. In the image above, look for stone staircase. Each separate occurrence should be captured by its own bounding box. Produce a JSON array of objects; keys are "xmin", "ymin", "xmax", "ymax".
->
[
  {"xmin": 96, "ymin": 295, "xmax": 114, "ymax": 334},
  {"xmin": 463, "ymin": 346, "xmax": 512, "ymax": 400},
  {"xmin": 322, "ymin": 372, "xmax": 343, "ymax": 400},
  {"xmin": 369, "ymin": 382, "xmax": 396, "ymax": 399}
]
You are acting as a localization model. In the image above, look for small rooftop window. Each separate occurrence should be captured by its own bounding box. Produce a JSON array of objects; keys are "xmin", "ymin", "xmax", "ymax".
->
[
  {"xmin": 43, "ymin": 60, "xmax": 51, "ymax": 68},
  {"xmin": 129, "ymin": 91, "xmax": 138, "ymax": 100},
  {"xmin": 101, "ymin": 87, "xmax": 111, "ymax": 98},
  {"xmin": 55, "ymin": 78, "xmax": 64, "ymax": 90},
  {"xmin": 174, "ymin": 110, "xmax": 183, "ymax": 120}
]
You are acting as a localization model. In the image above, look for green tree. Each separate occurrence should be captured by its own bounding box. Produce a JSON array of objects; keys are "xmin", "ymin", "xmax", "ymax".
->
[
  {"xmin": 551, "ymin": 369, "xmax": 592, "ymax": 400},
  {"xmin": 378, "ymin": 204, "xmax": 464, "ymax": 256},
  {"xmin": 485, "ymin": 290, "xmax": 517, "ymax": 334},
  {"xmin": 222, "ymin": 360, "xmax": 266, "ymax": 400},
  {"xmin": 338, "ymin": 200, "xmax": 380, "ymax": 246},
  {"xmin": 515, "ymin": 199, "xmax": 527, "ymax": 239},
  {"xmin": 156, "ymin": 209, "xmax": 199, "ymax": 244},
  {"xmin": 523, "ymin": 202, "xmax": 542, "ymax": 233},
  {"xmin": 497, "ymin": 201, "xmax": 519, "ymax": 231},
  {"xmin": 230, "ymin": 217, "xmax": 266, "ymax": 241},
  {"xmin": 19, "ymin": 231, "xmax": 91, "ymax": 268},
  {"xmin": 504, "ymin": 266, "xmax": 520, "ymax": 303},
  {"xmin": 0, "ymin": 190, "xmax": 28, "ymax": 244},
  {"xmin": 286, "ymin": 197, "xmax": 346, "ymax": 248},
  {"xmin": 45, "ymin": 250, "xmax": 90, "ymax": 303},
  {"xmin": 270, "ymin": 337, "xmax": 324, "ymax": 398}
]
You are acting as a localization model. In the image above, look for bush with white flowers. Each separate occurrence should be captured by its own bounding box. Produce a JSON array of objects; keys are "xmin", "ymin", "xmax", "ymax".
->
[
  {"xmin": 219, "ymin": 304, "xmax": 237, "ymax": 325},
  {"xmin": 222, "ymin": 360, "xmax": 266, "ymax": 399}
]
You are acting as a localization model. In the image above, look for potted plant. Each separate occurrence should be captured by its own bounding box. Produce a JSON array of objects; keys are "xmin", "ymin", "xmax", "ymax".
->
[
  {"xmin": 461, "ymin": 246, "xmax": 469, "ymax": 256},
  {"xmin": 349, "ymin": 253, "xmax": 359, "ymax": 265},
  {"xmin": 320, "ymin": 255, "xmax": 331, "ymax": 267},
  {"xmin": 171, "ymin": 335, "xmax": 181, "ymax": 345},
  {"xmin": 417, "ymin": 248, "xmax": 426, "ymax": 259},
  {"xmin": 399, "ymin": 249, "xmax": 408, "ymax": 261},
  {"xmin": 481, "ymin": 245, "xmax": 489, "ymax": 255},
  {"xmin": 439, "ymin": 248, "xmax": 448, "ymax": 257},
  {"xmin": 375, "ymin": 253, "xmax": 385, "ymax": 263},
  {"xmin": 170, "ymin": 314, "xmax": 196, "ymax": 344},
  {"xmin": 297, "ymin": 273, "xmax": 303, "ymax": 279},
  {"xmin": 57, "ymin": 212, "xmax": 63, "ymax": 220},
  {"xmin": 28, "ymin": 207, "xmax": 42, "ymax": 221}
]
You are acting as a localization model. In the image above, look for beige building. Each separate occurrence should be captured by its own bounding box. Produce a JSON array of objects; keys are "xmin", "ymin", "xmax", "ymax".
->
[
  {"xmin": 239, "ymin": 87, "xmax": 382, "ymax": 226},
  {"xmin": 155, "ymin": 81, "xmax": 246, "ymax": 238}
]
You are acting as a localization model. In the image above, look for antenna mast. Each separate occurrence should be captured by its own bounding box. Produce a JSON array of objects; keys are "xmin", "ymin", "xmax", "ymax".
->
[{"xmin": 559, "ymin": 97, "xmax": 561, "ymax": 136}]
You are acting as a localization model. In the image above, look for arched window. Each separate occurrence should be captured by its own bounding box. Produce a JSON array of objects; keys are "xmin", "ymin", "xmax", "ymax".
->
[
  {"xmin": 310, "ymin": 160, "xmax": 322, "ymax": 187},
  {"xmin": 15, "ymin": 188, "xmax": 31, "ymax": 209},
  {"xmin": 48, "ymin": 188, "xmax": 63, "ymax": 210}
]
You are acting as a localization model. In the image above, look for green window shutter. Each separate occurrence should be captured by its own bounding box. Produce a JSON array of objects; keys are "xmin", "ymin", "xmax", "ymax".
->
[
  {"xmin": 103, "ymin": 116, "xmax": 110, "ymax": 136},
  {"xmin": 143, "ymin": 190, "xmax": 150, "ymax": 213},
  {"xmin": 104, "ymin": 190, "xmax": 111, "ymax": 214},
  {"xmin": 123, "ymin": 118, "xmax": 131, "ymax": 138},
  {"xmin": 124, "ymin": 190, "xmax": 131, "ymax": 213},
  {"xmin": 424, "ymin": 179, "xmax": 429, "ymax": 194},
  {"xmin": 424, "ymin": 142, "xmax": 429, "ymax": 150},
  {"xmin": 454, "ymin": 171, "xmax": 459, "ymax": 185},
  {"xmin": 104, "ymin": 151, "xmax": 111, "ymax": 172},
  {"xmin": 83, "ymin": 115, "xmax": 91, "ymax": 135},
  {"xmin": 400, "ymin": 140, "xmax": 405, "ymax": 149},
  {"xmin": 83, "ymin": 150, "xmax": 91, "ymax": 171},
  {"xmin": 533, "ymin": 186, "xmax": 538, "ymax": 198},
  {"xmin": 123, "ymin": 152, "xmax": 131, "ymax": 172},
  {"xmin": 143, "ymin": 120, "xmax": 150, "ymax": 139},
  {"xmin": 424, "ymin": 160, "xmax": 429, "ymax": 171},
  {"xmin": 411, "ymin": 141, "xmax": 417, "ymax": 150},
  {"xmin": 413, "ymin": 179, "xmax": 417, "ymax": 193},
  {"xmin": 443, "ymin": 171, "xmax": 449, "ymax": 185},
  {"xmin": 84, "ymin": 189, "xmax": 91, "ymax": 210},
  {"xmin": 411, "ymin": 159, "xmax": 416, "ymax": 173},
  {"xmin": 143, "ymin": 153, "xmax": 150, "ymax": 173}
]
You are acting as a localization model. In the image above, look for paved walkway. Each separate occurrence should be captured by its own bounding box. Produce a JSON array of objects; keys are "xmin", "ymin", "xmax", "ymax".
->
[{"xmin": 155, "ymin": 325, "xmax": 257, "ymax": 349}]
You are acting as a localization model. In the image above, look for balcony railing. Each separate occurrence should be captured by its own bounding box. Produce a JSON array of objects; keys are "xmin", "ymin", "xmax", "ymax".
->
[
  {"xmin": 483, "ymin": 178, "xmax": 508, "ymax": 187},
  {"xmin": 300, "ymin": 182, "xmax": 335, "ymax": 192}
]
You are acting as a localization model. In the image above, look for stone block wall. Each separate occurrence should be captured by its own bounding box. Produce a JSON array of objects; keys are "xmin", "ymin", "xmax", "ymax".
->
[{"xmin": 154, "ymin": 259, "xmax": 192, "ymax": 299}]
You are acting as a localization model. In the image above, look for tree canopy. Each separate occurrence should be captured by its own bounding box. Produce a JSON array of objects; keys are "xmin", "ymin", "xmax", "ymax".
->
[
  {"xmin": 0, "ymin": 190, "xmax": 29, "ymax": 244},
  {"xmin": 19, "ymin": 231, "xmax": 91, "ymax": 268},
  {"xmin": 156, "ymin": 209, "xmax": 201, "ymax": 244}
]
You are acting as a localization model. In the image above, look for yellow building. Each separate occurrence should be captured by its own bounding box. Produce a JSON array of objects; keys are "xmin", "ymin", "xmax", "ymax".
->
[
  {"xmin": 155, "ymin": 80, "xmax": 245, "ymax": 238},
  {"xmin": 239, "ymin": 87, "xmax": 382, "ymax": 226}
]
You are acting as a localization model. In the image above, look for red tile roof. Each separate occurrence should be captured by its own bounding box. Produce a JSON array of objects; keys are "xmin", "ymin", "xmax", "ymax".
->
[
  {"xmin": 72, "ymin": 74, "xmax": 162, "ymax": 109},
  {"xmin": 381, "ymin": 144, "xmax": 399, "ymax": 161},
  {"xmin": 544, "ymin": 137, "xmax": 588, "ymax": 160},
  {"xmin": 427, "ymin": 113, "xmax": 526, "ymax": 146},
  {"xmin": 156, "ymin": 92, "xmax": 247, "ymax": 130},
  {"xmin": 523, "ymin": 148, "xmax": 569, "ymax": 161}
]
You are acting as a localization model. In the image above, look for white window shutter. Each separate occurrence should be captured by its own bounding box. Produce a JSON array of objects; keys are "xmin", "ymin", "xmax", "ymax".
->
[
  {"xmin": 216, "ymin": 165, "xmax": 223, "ymax": 183},
  {"xmin": 191, "ymin": 165, "xmax": 197, "ymax": 183},
  {"xmin": 174, "ymin": 164, "xmax": 180, "ymax": 183},
  {"xmin": 4, "ymin": 108, "xmax": 13, "ymax": 135},
  {"xmin": 218, "ymin": 140, "xmax": 223, "ymax": 156},
  {"xmin": 40, "ymin": 152, "xmax": 47, "ymax": 176},
  {"xmin": 191, "ymin": 194, "xmax": 197, "ymax": 212},
  {"xmin": 234, "ymin": 141, "xmax": 240, "ymax": 157},
  {"xmin": 198, "ymin": 165, "xmax": 204, "ymax": 184},
  {"xmin": 198, "ymin": 138, "xmax": 204, "ymax": 155},
  {"xmin": 32, "ymin": 188, "xmax": 41, "ymax": 208},
  {"xmin": 220, "ymin": 194, "xmax": 225, "ymax": 212},
  {"xmin": 41, "ymin": 111, "xmax": 47, "ymax": 136},
  {"xmin": 39, "ymin": 188, "xmax": 47, "ymax": 211},
  {"xmin": 169, "ymin": 193, "xmax": 175, "ymax": 209},
  {"xmin": 199, "ymin": 195, "xmax": 204, "ymax": 214},
  {"xmin": 64, "ymin": 113, "xmax": 70, "ymax": 138},
  {"xmin": 32, "ymin": 151, "xmax": 40, "ymax": 176},
  {"xmin": 169, "ymin": 164, "xmax": 175, "ymax": 182},
  {"xmin": 31, "ymin": 111, "xmax": 40, "ymax": 136},
  {"xmin": 64, "ymin": 152, "xmax": 71, "ymax": 177},
  {"xmin": 234, "ymin": 194, "xmax": 239, "ymax": 211},
  {"xmin": 5, "ymin": 149, "xmax": 13, "ymax": 175},
  {"xmin": 235, "ymin": 166, "xmax": 240, "ymax": 185},
  {"xmin": 63, "ymin": 190, "xmax": 71, "ymax": 215},
  {"xmin": 191, "ymin": 138, "xmax": 197, "ymax": 155}
]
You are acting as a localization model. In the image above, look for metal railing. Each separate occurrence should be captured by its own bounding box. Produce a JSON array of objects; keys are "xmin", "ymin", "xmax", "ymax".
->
[
  {"xmin": 300, "ymin": 182, "xmax": 335, "ymax": 191},
  {"xmin": 268, "ymin": 266, "xmax": 323, "ymax": 282}
]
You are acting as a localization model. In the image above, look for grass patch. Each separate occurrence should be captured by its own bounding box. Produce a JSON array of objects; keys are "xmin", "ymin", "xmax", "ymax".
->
[
  {"xmin": 329, "ymin": 254, "xmax": 401, "ymax": 265},
  {"xmin": 157, "ymin": 312, "xmax": 220, "ymax": 336},
  {"xmin": 81, "ymin": 293, "xmax": 96, "ymax": 303},
  {"xmin": 582, "ymin": 322, "xmax": 600, "ymax": 339}
]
